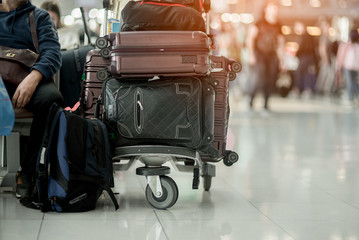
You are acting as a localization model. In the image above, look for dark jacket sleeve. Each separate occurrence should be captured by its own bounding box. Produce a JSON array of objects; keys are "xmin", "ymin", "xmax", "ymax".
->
[{"xmin": 31, "ymin": 9, "xmax": 62, "ymax": 81}]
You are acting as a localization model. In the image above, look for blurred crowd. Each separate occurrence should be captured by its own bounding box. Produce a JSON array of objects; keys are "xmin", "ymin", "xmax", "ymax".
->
[{"xmin": 212, "ymin": 1, "xmax": 359, "ymax": 110}]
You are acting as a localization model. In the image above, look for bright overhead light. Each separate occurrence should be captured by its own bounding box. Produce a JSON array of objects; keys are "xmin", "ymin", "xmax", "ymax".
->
[
  {"xmin": 309, "ymin": 0, "xmax": 321, "ymax": 8},
  {"xmin": 239, "ymin": 13, "xmax": 254, "ymax": 24},
  {"xmin": 63, "ymin": 15, "xmax": 75, "ymax": 26},
  {"xmin": 71, "ymin": 8, "xmax": 82, "ymax": 18},
  {"xmin": 281, "ymin": 0, "xmax": 293, "ymax": 7},
  {"xmin": 231, "ymin": 13, "xmax": 241, "ymax": 23},
  {"xmin": 306, "ymin": 26, "xmax": 321, "ymax": 36},
  {"xmin": 281, "ymin": 26, "xmax": 291, "ymax": 35},
  {"xmin": 221, "ymin": 13, "xmax": 232, "ymax": 23},
  {"xmin": 89, "ymin": 8, "xmax": 98, "ymax": 19}
]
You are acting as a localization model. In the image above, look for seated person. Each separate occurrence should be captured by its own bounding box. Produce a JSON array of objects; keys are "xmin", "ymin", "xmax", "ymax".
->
[{"xmin": 0, "ymin": 0, "xmax": 63, "ymax": 199}]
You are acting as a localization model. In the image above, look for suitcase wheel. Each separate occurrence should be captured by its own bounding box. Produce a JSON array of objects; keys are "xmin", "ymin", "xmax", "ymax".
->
[
  {"xmin": 96, "ymin": 69, "xmax": 109, "ymax": 81},
  {"xmin": 231, "ymin": 62, "xmax": 242, "ymax": 73},
  {"xmin": 100, "ymin": 48, "xmax": 111, "ymax": 58},
  {"xmin": 145, "ymin": 176, "xmax": 178, "ymax": 210},
  {"xmin": 223, "ymin": 151, "xmax": 239, "ymax": 166},
  {"xmin": 95, "ymin": 37, "xmax": 109, "ymax": 49},
  {"xmin": 228, "ymin": 71, "xmax": 237, "ymax": 81}
]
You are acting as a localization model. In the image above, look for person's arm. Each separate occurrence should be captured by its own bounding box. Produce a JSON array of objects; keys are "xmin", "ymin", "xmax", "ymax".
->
[
  {"xmin": 31, "ymin": 9, "xmax": 62, "ymax": 81},
  {"xmin": 246, "ymin": 24, "xmax": 258, "ymax": 66}
]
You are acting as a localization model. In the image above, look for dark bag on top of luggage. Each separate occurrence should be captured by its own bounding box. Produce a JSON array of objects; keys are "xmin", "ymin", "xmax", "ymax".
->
[
  {"xmin": 142, "ymin": 0, "xmax": 210, "ymax": 13},
  {"xmin": 34, "ymin": 104, "xmax": 119, "ymax": 212},
  {"xmin": 97, "ymin": 77, "xmax": 219, "ymax": 158},
  {"xmin": 120, "ymin": 0, "xmax": 206, "ymax": 32}
]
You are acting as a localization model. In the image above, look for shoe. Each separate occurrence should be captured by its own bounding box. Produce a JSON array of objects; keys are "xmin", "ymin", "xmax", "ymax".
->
[{"xmin": 16, "ymin": 171, "xmax": 33, "ymax": 198}]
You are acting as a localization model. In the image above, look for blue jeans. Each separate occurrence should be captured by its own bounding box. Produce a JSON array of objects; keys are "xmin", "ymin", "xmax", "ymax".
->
[{"xmin": 343, "ymin": 69, "xmax": 359, "ymax": 100}]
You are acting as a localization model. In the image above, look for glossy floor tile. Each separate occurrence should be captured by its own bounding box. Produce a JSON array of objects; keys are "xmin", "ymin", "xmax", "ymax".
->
[{"xmin": 1, "ymin": 95, "xmax": 359, "ymax": 240}]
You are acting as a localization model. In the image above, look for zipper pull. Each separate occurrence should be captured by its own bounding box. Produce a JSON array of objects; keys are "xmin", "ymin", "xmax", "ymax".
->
[{"xmin": 137, "ymin": 100, "xmax": 144, "ymax": 110}]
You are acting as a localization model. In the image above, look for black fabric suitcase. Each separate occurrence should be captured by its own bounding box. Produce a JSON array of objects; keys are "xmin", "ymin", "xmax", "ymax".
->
[
  {"xmin": 95, "ymin": 31, "xmax": 211, "ymax": 79},
  {"xmin": 100, "ymin": 77, "xmax": 217, "ymax": 156}
]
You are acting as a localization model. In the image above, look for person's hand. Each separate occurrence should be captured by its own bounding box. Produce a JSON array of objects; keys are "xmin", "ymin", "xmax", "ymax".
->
[{"xmin": 12, "ymin": 70, "xmax": 42, "ymax": 108}]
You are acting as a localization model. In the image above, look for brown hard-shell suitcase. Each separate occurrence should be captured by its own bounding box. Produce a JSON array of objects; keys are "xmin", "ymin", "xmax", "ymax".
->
[
  {"xmin": 95, "ymin": 31, "xmax": 211, "ymax": 79},
  {"xmin": 203, "ymin": 55, "xmax": 241, "ymax": 165},
  {"xmin": 80, "ymin": 49, "xmax": 110, "ymax": 118}
]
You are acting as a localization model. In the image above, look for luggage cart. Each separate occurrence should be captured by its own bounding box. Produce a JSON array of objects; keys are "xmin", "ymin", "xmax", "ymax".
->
[{"xmin": 112, "ymin": 145, "xmax": 238, "ymax": 209}]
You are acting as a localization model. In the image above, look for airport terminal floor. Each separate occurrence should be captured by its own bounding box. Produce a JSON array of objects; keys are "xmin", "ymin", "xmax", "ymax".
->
[{"xmin": 1, "ymin": 93, "xmax": 359, "ymax": 240}]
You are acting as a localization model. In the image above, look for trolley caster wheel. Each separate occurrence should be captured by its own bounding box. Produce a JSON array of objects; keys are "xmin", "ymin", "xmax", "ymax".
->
[
  {"xmin": 145, "ymin": 176, "xmax": 178, "ymax": 210},
  {"xmin": 231, "ymin": 61, "xmax": 242, "ymax": 73},
  {"xmin": 100, "ymin": 48, "xmax": 111, "ymax": 58},
  {"xmin": 96, "ymin": 69, "xmax": 109, "ymax": 81},
  {"xmin": 96, "ymin": 37, "xmax": 108, "ymax": 49},
  {"xmin": 203, "ymin": 175, "xmax": 212, "ymax": 191},
  {"xmin": 228, "ymin": 71, "xmax": 237, "ymax": 81},
  {"xmin": 223, "ymin": 151, "xmax": 239, "ymax": 166}
]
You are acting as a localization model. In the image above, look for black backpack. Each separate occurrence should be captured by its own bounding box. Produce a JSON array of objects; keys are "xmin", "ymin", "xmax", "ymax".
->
[{"xmin": 33, "ymin": 104, "xmax": 119, "ymax": 212}]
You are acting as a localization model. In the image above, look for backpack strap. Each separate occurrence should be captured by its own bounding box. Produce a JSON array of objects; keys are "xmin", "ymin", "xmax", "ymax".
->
[
  {"xmin": 101, "ymin": 184, "xmax": 120, "ymax": 210},
  {"xmin": 36, "ymin": 103, "xmax": 63, "ymax": 212},
  {"xmin": 70, "ymin": 174, "xmax": 119, "ymax": 210}
]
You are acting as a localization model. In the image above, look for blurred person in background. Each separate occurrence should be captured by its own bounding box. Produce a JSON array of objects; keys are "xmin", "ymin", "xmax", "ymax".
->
[
  {"xmin": 336, "ymin": 29, "xmax": 359, "ymax": 105},
  {"xmin": 316, "ymin": 18, "xmax": 335, "ymax": 96},
  {"xmin": 290, "ymin": 21, "xmax": 319, "ymax": 99},
  {"xmin": 215, "ymin": 21, "xmax": 242, "ymax": 62},
  {"xmin": 41, "ymin": 1, "xmax": 80, "ymax": 50},
  {"xmin": 246, "ymin": 0, "xmax": 285, "ymax": 111}
]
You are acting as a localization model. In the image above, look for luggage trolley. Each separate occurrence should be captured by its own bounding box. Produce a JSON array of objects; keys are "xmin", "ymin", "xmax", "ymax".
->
[
  {"xmin": 112, "ymin": 145, "xmax": 238, "ymax": 209},
  {"xmin": 90, "ymin": 0, "xmax": 241, "ymax": 210}
]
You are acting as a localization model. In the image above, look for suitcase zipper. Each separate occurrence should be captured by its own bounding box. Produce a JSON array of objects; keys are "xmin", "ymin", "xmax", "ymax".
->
[
  {"xmin": 111, "ymin": 47, "xmax": 209, "ymax": 53},
  {"xmin": 135, "ymin": 88, "xmax": 144, "ymax": 134}
]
